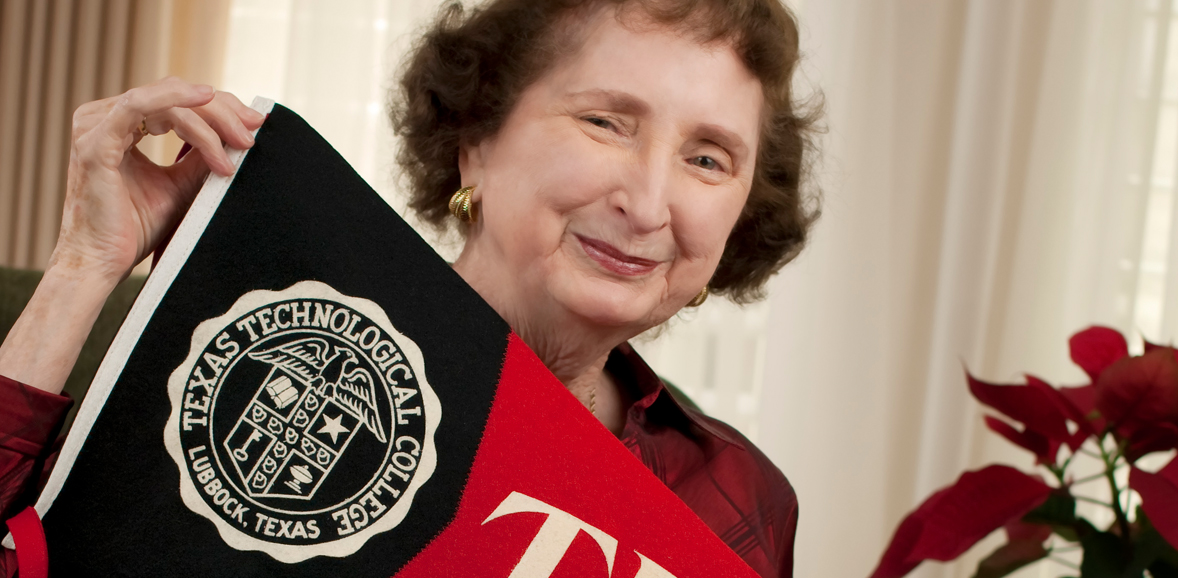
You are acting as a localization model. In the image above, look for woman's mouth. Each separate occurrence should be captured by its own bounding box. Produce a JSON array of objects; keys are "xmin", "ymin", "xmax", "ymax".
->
[{"xmin": 576, "ymin": 235, "xmax": 660, "ymax": 276}]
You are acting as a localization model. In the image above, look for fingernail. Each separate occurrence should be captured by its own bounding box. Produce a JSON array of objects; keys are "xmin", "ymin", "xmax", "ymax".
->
[
  {"xmin": 196, "ymin": 84, "xmax": 215, "ymax": 97},
  {"xmin": 248, "ymin": 109, "xmax": 266, "ymax": 122}
]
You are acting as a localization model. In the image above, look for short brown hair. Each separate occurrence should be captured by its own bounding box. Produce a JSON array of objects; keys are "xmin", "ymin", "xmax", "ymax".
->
[{"xmin": 391, "ymin": 0, "xmax": 821, "ymax": 302}]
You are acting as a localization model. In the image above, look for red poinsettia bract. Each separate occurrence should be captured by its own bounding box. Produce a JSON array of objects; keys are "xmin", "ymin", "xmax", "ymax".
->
[
  {"xmin": 869, "ymin": 466, "xmax": 1051, "ymax": 578},
  {"xmin": 1130, "ymin": 458, "xmax": 1178, "ymax": 551},
  {"xmin": 870, "ymin": 326, "xmax": 1178, "ymax": 577}
]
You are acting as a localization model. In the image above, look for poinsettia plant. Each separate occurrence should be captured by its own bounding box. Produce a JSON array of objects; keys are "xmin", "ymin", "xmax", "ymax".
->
[{"xmin": 870, "ymin": 327, "xmax": 1178, "ymax": 578}]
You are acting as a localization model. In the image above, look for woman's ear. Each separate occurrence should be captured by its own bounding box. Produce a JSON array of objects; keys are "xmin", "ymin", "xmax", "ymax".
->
[{"xmin": 457, "ymin": 140, "xmax": 487, "ymax": 200}]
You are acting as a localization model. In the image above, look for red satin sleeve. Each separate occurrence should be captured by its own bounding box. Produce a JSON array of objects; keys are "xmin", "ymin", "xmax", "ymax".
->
[{"xmin": 0, "ymin": 375, "xmax": 72, "ymax": 578}]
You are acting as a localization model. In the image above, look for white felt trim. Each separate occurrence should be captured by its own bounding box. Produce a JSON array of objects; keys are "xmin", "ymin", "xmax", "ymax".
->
[{"xmin": 2, "ymin": 97, "xmax": 276, "ymax": 551}]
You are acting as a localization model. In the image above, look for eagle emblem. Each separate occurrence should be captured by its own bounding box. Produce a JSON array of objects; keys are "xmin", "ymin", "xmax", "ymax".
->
[{"xmin": 248, "ymin": 337, "xmax": 387, "ymax": 443}]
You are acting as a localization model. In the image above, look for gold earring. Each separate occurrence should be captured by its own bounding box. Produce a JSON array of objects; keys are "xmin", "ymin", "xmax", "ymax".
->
[
  {"xmin": 448, "ymin": 186, "xmax": 477, "ymax": 223},
  {"xmin": 687, "ymin": 285, "xmax": 708, "ymax": 307}
]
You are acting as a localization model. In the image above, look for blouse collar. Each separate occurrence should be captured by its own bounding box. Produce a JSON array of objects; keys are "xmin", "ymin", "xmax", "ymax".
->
[{"xmin": 608, "ymin": 342, "xmax": 744, "ymax": 448}]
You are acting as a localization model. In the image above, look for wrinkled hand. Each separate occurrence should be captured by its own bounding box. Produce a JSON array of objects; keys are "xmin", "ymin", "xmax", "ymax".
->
[{"xmin": 53, "ymin": 76, "xmax": 264, "ymax": 282}]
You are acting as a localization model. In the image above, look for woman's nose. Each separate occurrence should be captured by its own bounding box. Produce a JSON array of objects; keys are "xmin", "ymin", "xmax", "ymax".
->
[{"xmin": 611, "ymin": 157, "xmax": 672, "ymax": 235}]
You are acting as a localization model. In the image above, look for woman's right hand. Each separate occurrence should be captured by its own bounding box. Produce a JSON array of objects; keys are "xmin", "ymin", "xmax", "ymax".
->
[
  {"xmin": 0, "ymin": 77, "xmax": 264, "ymax": 394},
  {"xmin": 54, "ymin": 76, "xmax": 264, "ymax": 283}
]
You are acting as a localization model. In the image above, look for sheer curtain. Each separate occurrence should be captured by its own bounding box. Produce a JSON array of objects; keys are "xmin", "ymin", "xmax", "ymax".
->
[
  {"xmin": 761, "ymin": 0, "xmax": 1178, "ymax": 576},
  {"xmin": 220, "ymin": 0, "xmax": 446, "ymax": 240}
]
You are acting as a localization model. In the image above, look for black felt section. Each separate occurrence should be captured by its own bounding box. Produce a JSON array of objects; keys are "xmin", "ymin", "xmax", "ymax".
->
[{"xmin": 40, "ymin": 105, "xmax": 509, "ymax": 577}]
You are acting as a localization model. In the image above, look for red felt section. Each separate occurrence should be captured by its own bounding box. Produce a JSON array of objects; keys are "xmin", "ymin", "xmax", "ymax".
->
[
  {"xmin": 5, "ymin": 507, "xmax": 48, "ymax": 578},
  {"xmin": 396, "ymin": 334, "xmax": 757, "ymax": 577}
]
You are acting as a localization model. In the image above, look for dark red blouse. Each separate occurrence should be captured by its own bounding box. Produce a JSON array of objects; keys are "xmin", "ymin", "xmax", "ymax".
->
[{"xmin": 0, "ymin": 344, "xmax": 797, "ymax": 577}]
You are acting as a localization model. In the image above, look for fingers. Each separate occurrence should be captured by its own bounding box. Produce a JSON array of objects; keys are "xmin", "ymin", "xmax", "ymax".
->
[
  {"xmin": 165, "ymin": 144, "xmax": 214, "ymax": 197},
  {"xmin": 71, "ymin": 97, "xmax": 118, "ymax": 141},
  {"xmin": 74, "ymin": 78, "xmax": 263, "ymax": 179},
  {"xmin": 93, "ymin": 77, "xmax": 216, "ymax": 152},
  {"xmin": 216, "ymin": 90, "xmax": 267, "ymax": 130},
  {"xmin": 150, "ymin": 107, "xmax": 237, "ymax": 176},
  {"xmin": 190, "ymin": 91, "xmax": 261, "ymax": 150}
]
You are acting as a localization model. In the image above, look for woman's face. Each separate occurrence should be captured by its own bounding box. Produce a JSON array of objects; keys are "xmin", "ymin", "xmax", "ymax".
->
[{"xmin": 458, "ymin": 9, "xmax": 763, "ymax": 333}]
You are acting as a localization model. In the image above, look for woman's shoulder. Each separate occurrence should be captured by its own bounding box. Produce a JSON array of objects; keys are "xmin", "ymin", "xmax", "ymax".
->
[
  {"xmin": 610, "ymin": 343, "xmax": 798, "ymax": 576},
  {"xmin": 673, "ymin": 402, "xmax": 799, "ymax": 523}
]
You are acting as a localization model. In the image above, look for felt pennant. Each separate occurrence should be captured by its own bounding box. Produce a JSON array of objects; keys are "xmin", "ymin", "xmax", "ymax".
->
[{"xmin": 6, "ymin": 100, "xmax": 758, "ymax": 578}]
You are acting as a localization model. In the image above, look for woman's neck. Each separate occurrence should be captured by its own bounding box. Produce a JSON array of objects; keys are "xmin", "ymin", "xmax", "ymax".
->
[
  {"xmin": 515, "ymin": 326, "xmax": 631, "ymax": 435},
  {"xmin": 452, "ymin": 253, "xmax": 634, "ymax": 434}
]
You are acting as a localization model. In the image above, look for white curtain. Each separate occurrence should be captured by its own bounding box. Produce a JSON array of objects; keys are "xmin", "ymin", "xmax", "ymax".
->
[
  {"xmin": 761, "ymin": 0, "xmax": 1178, "ymax": 576},
  {"xmin": 220, "ymin": 0, "xmax": 448, "ymax": 244}
]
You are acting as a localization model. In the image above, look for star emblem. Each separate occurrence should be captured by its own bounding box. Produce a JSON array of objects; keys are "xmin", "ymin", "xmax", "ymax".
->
[{"xmin": 318, "ymin": 413, "xmax": 350, "ymax": 444}]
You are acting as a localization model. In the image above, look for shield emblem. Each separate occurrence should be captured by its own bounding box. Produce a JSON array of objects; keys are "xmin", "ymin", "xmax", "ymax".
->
[{"xmin": 223, "ymin": 337, "xmax": 388, "ymax": 501}]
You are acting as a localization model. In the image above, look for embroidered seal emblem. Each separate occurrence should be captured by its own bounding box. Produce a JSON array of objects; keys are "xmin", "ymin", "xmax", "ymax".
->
[{"xmin": 164, "ymin": 281, "xmax": 441, "ymax": 562}]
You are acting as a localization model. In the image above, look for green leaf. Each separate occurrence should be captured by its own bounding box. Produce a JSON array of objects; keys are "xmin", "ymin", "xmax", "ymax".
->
[
  {"xmin": 1079, "ymin": 531, "xmax": 1127, "ymax": 578},
  {"xmin": 1075, "ymin": 518, "xmax": 1101, "ymax": 538},
  {"xmin": 1055, "ymin": 525, "xmax": 1081, "ymax": 542},
  {"xmin": 1024, "ymin": 491, "xmax": 1078, "ymax": 525},
  {"xmin": 972, "ymin": 541, "xmax": 1048, "ymax": 578},
  {"xmin": 1127, "ymin": 528, "xmax": 1171, "ymax": 577},
  {"xmin": 1136, "ymin": 508, "xmax": 1178, "ymax": 567},
  {"xmin": 1024, "ymin": 492, "xmax": 1080, "ymax": 542}
]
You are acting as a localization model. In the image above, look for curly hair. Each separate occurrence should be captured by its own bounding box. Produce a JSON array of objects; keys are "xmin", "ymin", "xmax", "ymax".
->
[{"xmin": 391, "ymin": 0, "xmax": 821, "ymax": 303}]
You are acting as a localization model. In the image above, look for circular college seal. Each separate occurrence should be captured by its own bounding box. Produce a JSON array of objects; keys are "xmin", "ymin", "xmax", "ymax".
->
[{"xmin": 164, "ymin": 281, "xmax": 441, "ymax": 563}]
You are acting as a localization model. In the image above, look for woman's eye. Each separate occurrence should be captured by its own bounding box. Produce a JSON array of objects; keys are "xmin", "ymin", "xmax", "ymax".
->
[
  {"xmin": 691, "ymin": 156, "xmax": 720, "ymax": 171},
  {"xmin": 584, "ymin": 116, "xmax": 614, "ymax": 130}
]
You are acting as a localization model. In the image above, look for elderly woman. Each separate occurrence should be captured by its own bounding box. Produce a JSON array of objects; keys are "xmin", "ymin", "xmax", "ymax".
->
[{"xmin": 0, "ymin": 0, "xmax": 818, "ymax": 576}]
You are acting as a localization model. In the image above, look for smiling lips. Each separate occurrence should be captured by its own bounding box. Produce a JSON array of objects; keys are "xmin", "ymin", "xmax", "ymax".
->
[{"xmin": 576, "ymin": 235, "xmax": 660, "ymax": 276}]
